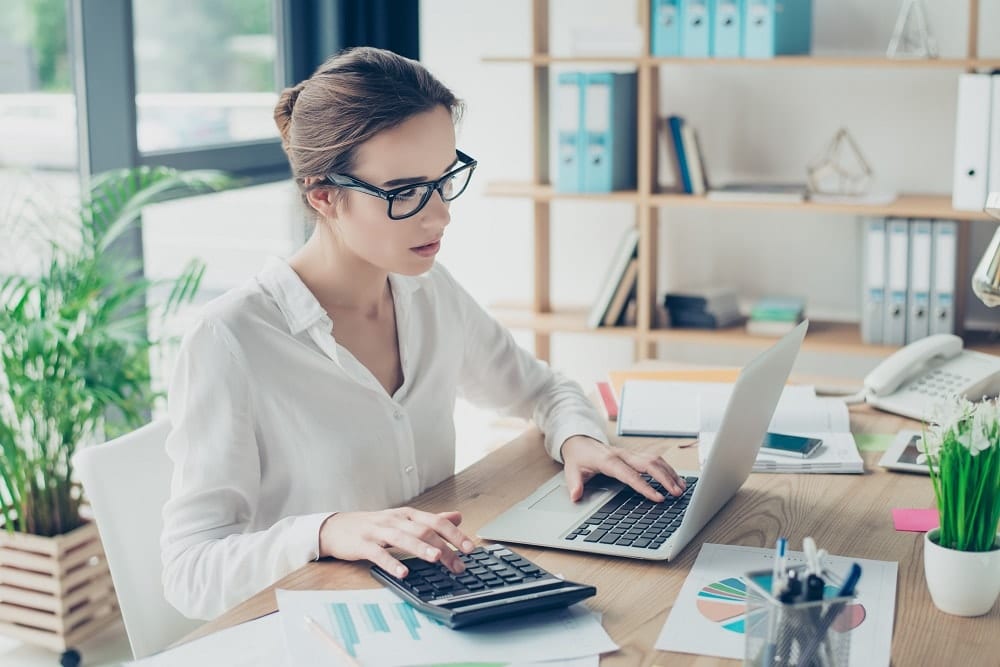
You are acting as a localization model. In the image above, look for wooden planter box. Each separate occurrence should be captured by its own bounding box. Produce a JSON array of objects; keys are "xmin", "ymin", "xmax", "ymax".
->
[{"xmin": 0, "ymin": 522, "xmax": 119, "ymax": 652}]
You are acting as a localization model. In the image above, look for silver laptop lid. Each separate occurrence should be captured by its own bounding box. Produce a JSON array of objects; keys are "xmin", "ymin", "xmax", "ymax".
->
[{"xmin": 669, "ymin": 320, "xmax": 809, "ymax": 549}]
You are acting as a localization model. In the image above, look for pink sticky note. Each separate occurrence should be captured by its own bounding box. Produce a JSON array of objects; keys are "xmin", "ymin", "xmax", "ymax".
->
[{"xmin": 892, "ymin": 508, "xmax": 939, "ymax": 532}]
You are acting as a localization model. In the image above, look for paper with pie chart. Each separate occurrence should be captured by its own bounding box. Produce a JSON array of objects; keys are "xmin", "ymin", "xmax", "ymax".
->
[{"xmin": 656, "ymin": 543, "xmax": 897, "ymax": 666}]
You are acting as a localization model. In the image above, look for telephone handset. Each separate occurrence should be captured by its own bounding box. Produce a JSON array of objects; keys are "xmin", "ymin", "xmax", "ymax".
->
[{"xmin": 863, "ymin": 334, "xmax": 1000, "ymax": 421}]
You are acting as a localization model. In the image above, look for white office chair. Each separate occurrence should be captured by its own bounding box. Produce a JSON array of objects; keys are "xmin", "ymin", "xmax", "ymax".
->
[{"xmin": 72, "ymin": 419, "xmax": 202, "ymax": 659}]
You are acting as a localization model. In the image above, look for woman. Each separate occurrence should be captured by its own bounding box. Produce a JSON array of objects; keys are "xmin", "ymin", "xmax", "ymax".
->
[{"xmin": 160, "ymin": 46, "xmax": 685, "ymax": 620}]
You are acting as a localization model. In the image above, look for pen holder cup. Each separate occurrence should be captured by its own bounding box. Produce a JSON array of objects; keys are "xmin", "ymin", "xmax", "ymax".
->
[{"xmin": 743, "ymin": 566, "xmax": 855, "ymax": 667}]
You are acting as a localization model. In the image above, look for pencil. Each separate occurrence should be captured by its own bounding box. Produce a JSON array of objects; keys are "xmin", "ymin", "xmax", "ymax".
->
[{"xmin": 304, "ymin": 614, "xmax": 362, "ymax": 666}]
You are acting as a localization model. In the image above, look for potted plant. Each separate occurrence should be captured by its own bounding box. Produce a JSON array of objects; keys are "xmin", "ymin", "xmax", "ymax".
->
[
  {"xmin": 921, "ymin": 396, "xmax": 1000, "ymax": 616},
  {"xmin": 0, "ymin": 166, "xmax": 230, "ymax": 660}
]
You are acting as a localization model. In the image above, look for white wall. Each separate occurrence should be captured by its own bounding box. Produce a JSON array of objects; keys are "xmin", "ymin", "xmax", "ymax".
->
[{"xmin": 421, "ymin": 0, "xmax": 1000, "ymax": 385}]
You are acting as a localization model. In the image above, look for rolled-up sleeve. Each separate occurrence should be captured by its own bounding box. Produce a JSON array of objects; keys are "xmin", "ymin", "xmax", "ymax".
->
[
  {"xmin": 445, "ymin": 270, "xmax": 609, "ymax": 462},
  {"xmin": 160, "ymin": 320, "xmax": 332, "ymax": 620}
]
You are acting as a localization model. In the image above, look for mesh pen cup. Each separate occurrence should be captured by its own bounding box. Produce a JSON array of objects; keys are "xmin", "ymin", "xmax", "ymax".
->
[{"xmin": 743, "ymin": 566, "xmax": 856, "ymax": 667}]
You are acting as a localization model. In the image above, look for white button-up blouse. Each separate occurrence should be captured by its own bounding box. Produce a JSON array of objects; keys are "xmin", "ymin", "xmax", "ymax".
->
[{"xmin": 160, "ymin": 258, "xmax": 609, "ymax": 620}]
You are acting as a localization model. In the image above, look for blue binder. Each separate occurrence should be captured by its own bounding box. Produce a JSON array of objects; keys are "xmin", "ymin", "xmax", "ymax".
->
[
  {"xmin": 651, "ymin": 0, "xmax": 682, "ymax": 56},
  {"xmin": 555, "ymin": 72, "xmax": 585, "ymax": 192},
  {"xmin": 711, "ymin": 0, "xmax": 744, "ymax": 57},
  {"xmin": 744, "ymin": 0, "xmax": 812, "ymax": 58},
  {"xmin": 583, "ymin": 72, "xmax": 636, "ymax": 192},
  {"xmin": 680, "ymin": 0, "xmax": 712, "ymax": 57}
]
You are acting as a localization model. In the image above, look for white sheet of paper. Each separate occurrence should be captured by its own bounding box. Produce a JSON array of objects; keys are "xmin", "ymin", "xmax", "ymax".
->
[
  {"xmin": 124, "ymin": 613, "xmax": 286, "ymax": 667},
  {"xmin": 655, "ymin": 543, "xmax": 897, "ymax": 667},
  {"xmin": 276, "ymin": 588, "xmax": 617, "ymax": 666}
]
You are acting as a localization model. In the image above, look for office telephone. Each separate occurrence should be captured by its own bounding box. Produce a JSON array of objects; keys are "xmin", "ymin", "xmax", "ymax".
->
[{"xmin": 862, "ymin": 333, "xmax": 1000, "ymax": 421}]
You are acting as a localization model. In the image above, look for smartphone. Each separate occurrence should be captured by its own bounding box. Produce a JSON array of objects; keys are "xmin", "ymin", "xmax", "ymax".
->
[{"xmin": 760, "ymin": 432, "xmax": 823, "ymax": 458}]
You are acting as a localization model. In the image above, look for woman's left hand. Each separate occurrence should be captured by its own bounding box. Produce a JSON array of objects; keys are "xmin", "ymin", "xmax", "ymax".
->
[{"xmin": 560, "ymin": 435, "xmax": 686, "ymax": 502}]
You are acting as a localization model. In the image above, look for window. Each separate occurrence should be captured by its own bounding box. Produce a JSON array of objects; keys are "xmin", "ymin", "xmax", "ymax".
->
[
  {"xmin": 132, "ymin": 0, "xmax": 279, "ymax": 153},
  {"xmin": 0, "ymin": 0, "xmax": 79, "ymax": 275}
]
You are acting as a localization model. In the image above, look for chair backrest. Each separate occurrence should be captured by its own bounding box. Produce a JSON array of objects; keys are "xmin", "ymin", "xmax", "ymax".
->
[{"xmin": 72, "ymin": 419, "xmax": 202, "ymax": 658}]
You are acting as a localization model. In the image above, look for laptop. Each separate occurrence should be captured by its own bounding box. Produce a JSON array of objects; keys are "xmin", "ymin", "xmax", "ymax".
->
[{"xmin": 478, "ymin": 320, "xmax": 808, "ymax": 561}]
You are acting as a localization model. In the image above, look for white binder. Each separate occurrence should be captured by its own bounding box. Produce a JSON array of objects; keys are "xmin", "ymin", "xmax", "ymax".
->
[
  {"xmin": 989, "ymin": 75, "xmax": 1000, "ymax": 195},
  {"xmin": 883, "ymin": 218, "xmax": 910, "ymax": 346},
  {"xmin": 861, "ymin": 218, "xmax": 886, "ymax": 345},
  {"xmin": 929, "ymin": 220, "xmax": 958, "ymax": 336},
  {"xmin": 906, "ymin": 219, "xmax": 932, "ymax": 343},
  {"xmin": 952, "ymin": 74, "xmax": 993, "ymax": 211}
]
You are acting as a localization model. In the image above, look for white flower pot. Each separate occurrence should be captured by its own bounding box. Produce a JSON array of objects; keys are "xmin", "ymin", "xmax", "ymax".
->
[{"xmin": 923, "ymin": 528, "xmax": 1000, "ymax": 616}]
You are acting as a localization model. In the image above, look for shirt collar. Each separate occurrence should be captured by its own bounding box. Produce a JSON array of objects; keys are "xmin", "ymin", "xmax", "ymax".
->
[
  {"xmin": 257, "ymin": 256, "xmax": 330, "ymax": 335},
  {"xmin": 257, "ymin": 256, "xmax": 425, "ymax": 336}
]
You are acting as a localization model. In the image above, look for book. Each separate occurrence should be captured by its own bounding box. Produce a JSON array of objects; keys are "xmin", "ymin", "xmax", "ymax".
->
[
  {"xmin": 664, "ymin": 286, "xmax": 741, "ymax": 329},
  {"xmin": 603, "ymin": 258, "xmax": 638, "ymax": 326},
  {"xmin": 595, "ymin": 380, "xmax": 618, "ymax": 421},
  {"xmin": 680, "ymin": 123, "xmax": 706, "ymax": 195},
  {"xmin": 746, "ymin": 319, "xmax": 800, "ymax": 337},
  {"xmin": 749, "ymin": 296, "xmax": 806, "ymax": 321},
  {"xmin": 617, "ymin": 380, "xmax": 811, "ymax": 438},
  {"xmin": 706, "ymin": 182, "xmax": 807, "ymax": 203},
  {"xmin": 587, "ymin": 227, "xmax": 639, "ymax": 328}
]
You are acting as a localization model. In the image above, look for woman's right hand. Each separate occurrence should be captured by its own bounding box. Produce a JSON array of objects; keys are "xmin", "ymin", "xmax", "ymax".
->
[{"xmin": 319, "ymin": 507, "xmax": 476, "ymax": 578}]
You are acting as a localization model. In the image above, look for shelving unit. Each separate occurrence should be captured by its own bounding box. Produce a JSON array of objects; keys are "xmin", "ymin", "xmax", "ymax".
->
[{"xmin": 484, "ymin": 0, "xmax": 1000, "ymax": 363}]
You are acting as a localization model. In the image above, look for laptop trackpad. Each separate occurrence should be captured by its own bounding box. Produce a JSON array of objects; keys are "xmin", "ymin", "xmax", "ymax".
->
[{"xmin": 529, "ymin": 484, "xmax": 611, "ymax": 513}]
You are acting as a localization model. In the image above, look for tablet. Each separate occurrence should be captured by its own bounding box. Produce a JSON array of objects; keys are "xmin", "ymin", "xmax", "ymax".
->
[{"xmin": 878, "ymin": 430, "xmax": 929, "ymax": 474}]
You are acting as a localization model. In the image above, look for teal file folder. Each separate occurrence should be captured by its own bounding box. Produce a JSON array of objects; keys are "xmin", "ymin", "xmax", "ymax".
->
[
  {"xmin": 583, "ymin": 72, "xmax": 636, "ymax": 192},
  {"xmin": 556, "ymin": 72, "xmax": 585, "ymax": 193},
  {"xmin": 711, "ymin": 0, "xmax": 744, "ymax": 57},
  {"xmin": 680, "ymin": 0, "xmax": 712, "ymax": 57},
  {"xmin": 744, "ymin": 0, "xmax": 812, "ymax": 58},
  {"xmin": 651, "ymin": 0, "xmax": 682, "ymax": 56}
]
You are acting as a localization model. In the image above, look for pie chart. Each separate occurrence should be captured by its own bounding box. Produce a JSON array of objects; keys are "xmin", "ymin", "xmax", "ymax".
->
[{"xmin": 695, "ymin": 577, "xmax": 867, "ymax": 635}]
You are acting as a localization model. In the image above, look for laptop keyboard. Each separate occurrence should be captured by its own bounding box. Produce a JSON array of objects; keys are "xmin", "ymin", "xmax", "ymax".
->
[{"xmin": 564, "ymin": 474, "xmax": 698, "ymax": 549}]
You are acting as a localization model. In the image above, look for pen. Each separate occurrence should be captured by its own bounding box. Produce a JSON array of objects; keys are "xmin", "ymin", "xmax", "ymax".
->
[
  {"xmin": 763, "ymin": 536, "xmax": 788, "ymax": 665},
  {"xmin": 796, "ymin": 563, "xmax": 863, "ymax": 667},
  {"xmin": 304, "ymin": 614, "xmax": 362, "ymax": 667},
  {"xmin": 771, "ymin": 537, "xmax": 787, "ymax": 596}
]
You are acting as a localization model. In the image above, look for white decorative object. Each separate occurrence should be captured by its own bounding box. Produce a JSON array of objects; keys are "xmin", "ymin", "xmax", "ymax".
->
[
  {"xmin": 924, "ymin": 528, "xmax": 1000, "ymax": 616},
  {"xmin": 807, "ymin": 127, "xmax": 873, "ymax": 196},
  {"xmin": 887, "ymin": 0, "xmax": 939, "ymax": 59}
]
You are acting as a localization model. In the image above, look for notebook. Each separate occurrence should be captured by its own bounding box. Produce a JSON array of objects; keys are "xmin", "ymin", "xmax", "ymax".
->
[{"xmin": 616, "ymin": 380, "xmax": 810, "ymax": 438}]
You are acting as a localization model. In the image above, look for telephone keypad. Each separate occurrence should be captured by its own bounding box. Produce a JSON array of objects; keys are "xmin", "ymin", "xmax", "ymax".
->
[{"xmin": 908, "ymin": 369, "xmax": 968, "ymax": 397}]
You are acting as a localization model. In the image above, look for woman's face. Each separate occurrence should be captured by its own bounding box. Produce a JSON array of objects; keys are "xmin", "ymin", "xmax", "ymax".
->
[{"xmin": 325, "ymin": 105, "xmax": 457, "ymax": 277}]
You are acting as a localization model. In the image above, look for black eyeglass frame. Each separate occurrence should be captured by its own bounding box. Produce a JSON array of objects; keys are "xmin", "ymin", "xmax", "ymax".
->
[{"xmin": 322, "ymin": 149, "xmax": 477, "ymax": 220}]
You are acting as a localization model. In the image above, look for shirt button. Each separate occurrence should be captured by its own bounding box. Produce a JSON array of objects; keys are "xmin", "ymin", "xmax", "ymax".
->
[
  {"xmin": 404, "ymin": 465, "xmax": 415, "ymax": 474},
  {"xmin": 393, "ymin": 410, "xmax": 403, "ymax": 420}
]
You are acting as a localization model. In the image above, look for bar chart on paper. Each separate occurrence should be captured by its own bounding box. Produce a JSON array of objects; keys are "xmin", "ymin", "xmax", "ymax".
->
[
  {"xmin": 328, "ymin": 599, "xmax": 441, "ymax": 656},
  {"xmin": 276, "ymin": 588, "xmax": 617, "ymax": 666}
]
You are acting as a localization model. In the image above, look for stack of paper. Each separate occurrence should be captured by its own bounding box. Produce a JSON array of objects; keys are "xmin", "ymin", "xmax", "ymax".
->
[
  {"xmin": 275, "ymin": 588, "xmax": 617, "ymax": 666},
  {"xmin": 697, "ymin": 387, "xmax": 864, "ymax": 474}
]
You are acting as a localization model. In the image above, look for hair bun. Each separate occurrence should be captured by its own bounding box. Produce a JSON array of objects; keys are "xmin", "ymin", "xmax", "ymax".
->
[{"xmin": 273, "ymin": 82, "xmax": 306, "ymax": 146}]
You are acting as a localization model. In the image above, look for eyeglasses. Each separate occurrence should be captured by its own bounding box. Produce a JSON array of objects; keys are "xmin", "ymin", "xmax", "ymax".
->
[{"xmin": 322, "ymin": 150, "xmax": 477, "ymax": 220}]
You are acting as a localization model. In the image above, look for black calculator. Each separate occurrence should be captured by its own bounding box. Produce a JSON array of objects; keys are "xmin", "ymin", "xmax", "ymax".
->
[{"xmin": 370, "ymin": 543, "xmax": 596, "ymax": 628}]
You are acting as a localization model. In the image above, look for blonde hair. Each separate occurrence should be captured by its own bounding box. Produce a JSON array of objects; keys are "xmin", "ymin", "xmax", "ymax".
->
[{"xmin": 274, "ymin": 47, "xmax": 463, "ymax": 208}]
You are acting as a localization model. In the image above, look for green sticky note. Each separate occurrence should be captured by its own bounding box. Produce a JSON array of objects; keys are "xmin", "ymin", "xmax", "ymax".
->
[{"xmin": 855, "ymin": 433, "xmax": 895, "ymax": 452}]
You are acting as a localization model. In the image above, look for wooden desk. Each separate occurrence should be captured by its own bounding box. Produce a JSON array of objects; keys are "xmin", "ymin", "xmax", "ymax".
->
[{"xmin": 183, "ymin": 405, "xmax": 998, "ymax": 665}]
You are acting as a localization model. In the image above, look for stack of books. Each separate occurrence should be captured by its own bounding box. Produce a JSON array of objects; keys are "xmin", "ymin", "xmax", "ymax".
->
[
  {"xmin": 664, "ymin": 287, "xmax": 741, "ymax": 329},
  {"xmin": 587, "ymin": 228, "xmax": 639, "ymax": 328},
  {"xmin": 746, "ymin": 296, "xmax": 806, "ymax": 336}
]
